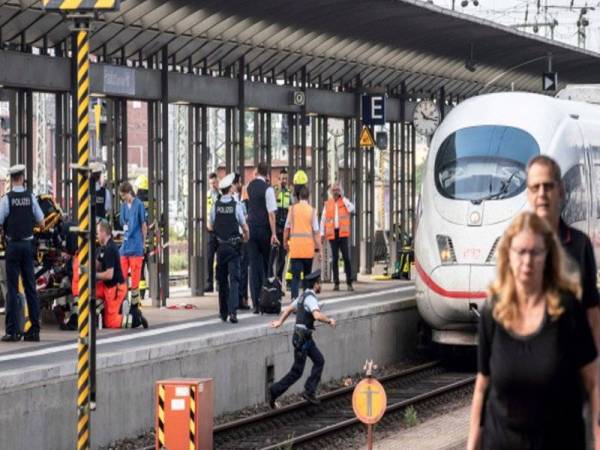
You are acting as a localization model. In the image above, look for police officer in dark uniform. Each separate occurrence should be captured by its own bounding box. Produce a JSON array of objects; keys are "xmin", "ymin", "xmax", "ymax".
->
[
  {"xmin": 268, "ymin": 270, "xmax": 336, "ymax": 407},
  {"xmin": 208, "ymin": 173, "xmax": 249, "ymax": 324},
  {"xmin": 1, "ymin": 165, "xmax": 45, "ymax": 342},
  {"xmin": 90, "ymin": 161, "xmax": 112, "ymax": 221}
]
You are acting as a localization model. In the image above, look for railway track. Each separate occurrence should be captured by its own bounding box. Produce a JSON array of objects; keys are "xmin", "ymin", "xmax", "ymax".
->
[{"xmin": 212, "ymin": 360, "xmax": 474, "ymax": 450}]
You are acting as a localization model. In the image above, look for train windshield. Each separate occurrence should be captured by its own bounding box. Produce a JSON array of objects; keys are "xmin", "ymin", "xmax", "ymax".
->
[{"xmin": 435, "ymin": 125, "xmax": 539, "ymax": 202}]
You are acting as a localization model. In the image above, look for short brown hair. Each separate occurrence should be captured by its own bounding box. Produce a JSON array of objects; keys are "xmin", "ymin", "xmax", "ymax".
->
[
  {"xmin": 527, "ymin": 155, "xmax": 561, "ymax": 183},
  {"xmin": 257, "ymin": 162, "xmax": 268, "ymax": 177},
  {"xmin": 119, "ymin": 181, "xmax": 135, "ymax": 195}
]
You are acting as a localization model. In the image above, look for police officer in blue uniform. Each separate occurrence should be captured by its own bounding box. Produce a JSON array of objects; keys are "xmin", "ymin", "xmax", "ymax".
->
[
  {"xmin": 208, "ymin": 173, "xmax": 249, "ymax": 324},
  {"xmin": 1, "ymin": 165, "xmax": 45, "ymax": 342},
  {"xmin": 268, "ymin": 270, "xmax": 336, "ymax": 406}
]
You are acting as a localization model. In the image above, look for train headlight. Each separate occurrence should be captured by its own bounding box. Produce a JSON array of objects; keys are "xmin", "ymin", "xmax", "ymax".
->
[{"xmin": 436, "ymin": 235, "xmax": 457, "ymax": 264}]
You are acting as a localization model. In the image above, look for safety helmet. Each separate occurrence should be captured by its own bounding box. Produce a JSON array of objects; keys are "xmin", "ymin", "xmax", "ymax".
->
[
  {"xmin": 293, "ymin": 169, "xmax": 308, "ymax": 185},
  {"xmin": 135, "ymin": 174, "xmax": 149, "ymax": 191}
]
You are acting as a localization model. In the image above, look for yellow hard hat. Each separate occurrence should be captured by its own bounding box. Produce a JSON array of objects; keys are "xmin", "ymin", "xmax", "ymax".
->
[
  {"xmin": 293, "ymin": 170, "xmax": 308, "ymax": 185},
  {"xmin": 135, "ymin": 174, "xmax": 149, "ymax": 191}
]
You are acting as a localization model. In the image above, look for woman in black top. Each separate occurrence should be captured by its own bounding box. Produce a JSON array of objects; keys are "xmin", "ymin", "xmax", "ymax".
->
[{"xmin": 467, "ymin": 212, "xmax": 599, "ymax": 450}]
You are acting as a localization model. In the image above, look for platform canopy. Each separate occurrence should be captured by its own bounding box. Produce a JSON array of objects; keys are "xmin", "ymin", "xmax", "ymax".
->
[{"xmin": 3, "ymin": 0, "xmax": 600, "ymax": 96}]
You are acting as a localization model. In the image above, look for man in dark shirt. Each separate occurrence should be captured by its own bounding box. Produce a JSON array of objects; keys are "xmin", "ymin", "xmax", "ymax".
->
[
  {"xmin": 526, "ymin": 155, "xmax": 600, "ymax": 348},
  {"xmin": 96, "ymin": 219, "xmax": 128, "ymax": 329},
  {"xmin": 247, "ymin": 162, "xmax": 279, "ymax": 313}
]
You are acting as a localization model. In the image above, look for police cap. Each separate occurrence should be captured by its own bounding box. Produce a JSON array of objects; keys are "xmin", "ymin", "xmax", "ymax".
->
[
  {"xmin": 8, "ymin": 164, "xmax": 26, "ymax": 176},
  {"xmin": 219, "ymin": 173, "xmax": 236, "ymax": 190},
  {"xmin": 304, "ymin": 269, "xmax": 321, "ymax": 283}
]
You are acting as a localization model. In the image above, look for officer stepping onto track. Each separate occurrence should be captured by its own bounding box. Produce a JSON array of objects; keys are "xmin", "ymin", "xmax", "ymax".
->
[
  {"xmin": 208, "ymin": 173, "xmax": 249, "ymax": 324},
  {"xmin": 284, "ymin": 185, "xmax": 321, "ymax": 300},
  {"xmin": 268, "ymin": 270, "xmax": 336, "ymax": 407},
  {"xmin": 1, "ymin": 164, "xmax": 45, "ymax": 342},
  {"xmin": 90, "ymin": 161, "xmax": 112, "ymax": 221},
  {"xmin": 247, "ymin": 162, "xmax": 280, "ymax": 314},
  {"xmin": 321, "ymin": 182, "xmax": 355, "ymax": 292},
  {"xmin": 118, "ymin": 181, "xmax": 149, "ymax": 329}
]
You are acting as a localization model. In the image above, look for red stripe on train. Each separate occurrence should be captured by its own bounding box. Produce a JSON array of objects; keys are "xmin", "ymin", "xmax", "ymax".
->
[{"xmin": 415, "ymin": 259, "xmax": 487, "ymax": 300}]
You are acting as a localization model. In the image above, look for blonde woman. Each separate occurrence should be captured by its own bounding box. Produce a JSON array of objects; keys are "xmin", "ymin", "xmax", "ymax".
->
[{"xmin": 467, "ymin": 212, "xmax": 599, "ymax": 450}]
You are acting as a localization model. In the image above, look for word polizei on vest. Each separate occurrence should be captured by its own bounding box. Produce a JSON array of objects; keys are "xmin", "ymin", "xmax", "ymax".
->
[{"xmin": 10, "ymin": 196, "xmax": 32, "ymax": 207}]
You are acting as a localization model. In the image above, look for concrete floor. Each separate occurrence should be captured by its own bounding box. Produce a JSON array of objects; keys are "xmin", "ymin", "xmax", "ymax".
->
[
  {"xmin": 0, "ymin": 274, "xmax": 405, "ymax": 354},
  {"xmin": 374, "ymin": 405, "xmax": 470, "ymax": 450}
]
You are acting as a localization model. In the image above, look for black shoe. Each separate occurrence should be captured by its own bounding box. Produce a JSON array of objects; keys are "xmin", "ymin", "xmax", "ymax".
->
[
  {"xmin": 140, "ymin": 314, "xmax": 149, "ymax": 329},
  {"xmin": 267, "ymin": 387, "xmax": 277, "ymax": 409},
  {"xmin": 253, "ymin": 306, "xmax": 260, "ymax": 314},
  {"xmin": 204, "ymin": 286, "xmax": 214, "ymax": 293},
  {"xmin": 1, "ymin": 334, "xmax": 21, "ymax": 342},
  {"xmin": 23, "ymin": 332, "xmax": 40, "ymax": 342},
  {"xmin": 347, "ymin": 284, "xmax": 354, "ymax": 292},
  {"xmin": 302, "ymin": 391, "xmax": 320, "ymax": 405},
  {"xmin": 220, "ymin": 315, "xmax": 227, "ymax": 322},
  {"xmin": 239, "ymin": 304, "xmax": 251, "ymax": 310},
  {"xmin": 333, "ymin": 284, "xmax": 340, "ymax": 291},
  {"xmin": 229, "ymin": 314, "xmax": 238, "ymax": 324}
]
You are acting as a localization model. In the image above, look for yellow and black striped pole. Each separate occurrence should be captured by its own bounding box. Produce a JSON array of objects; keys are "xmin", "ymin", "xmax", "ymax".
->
[
  {"xmin": 157, "ymin": 384, "xmax": 166, "ymax": 448},
  {"xmin": 75, "ymin": 21, "xmax": 92, "ymax": 450},
  {"xmin": 189, "ymin": 385, "xmax": 196, "ymax": 450}
]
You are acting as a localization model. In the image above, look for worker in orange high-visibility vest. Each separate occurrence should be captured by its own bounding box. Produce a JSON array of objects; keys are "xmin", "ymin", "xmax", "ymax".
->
[
  {"xmin": 284, "ymin": 185, "xmax": 321, "ymax": 300},
  {"xmin": 321, "ymin": 182, "xmax": 355, "ymax": 291}
]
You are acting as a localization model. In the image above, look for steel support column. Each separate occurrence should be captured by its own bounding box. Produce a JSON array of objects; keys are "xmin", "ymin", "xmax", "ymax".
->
[
  {"xmin": 189, "ymin": 105, "xmax": 207, "ymax": 296},
  {"xmin": 160, "ymin": 46, "xmax": 170, "ymax": 304},
  {"xmin": 238, "ymin": 56, "xmax": 245, "ymax": 182},
  {"xmin": 225, "ymin": 107, "xmax": 232, "ymax": 172},
  {"xmin": 300, "ymin": 67, "xmax": 307, "ymax": 169},
  {"xmin": 388, "ymin": 120, "xmax": 397, "ymax": 271},
  {"xmin": 354, "ymin": 77, "xmax": 363, "ymax": 278}
]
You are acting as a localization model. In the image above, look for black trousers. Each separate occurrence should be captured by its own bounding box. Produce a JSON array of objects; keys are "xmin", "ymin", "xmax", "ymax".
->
[
  {"xmin": 216, "ymin": 244, "xmax": 241, "ymax": 319},
  {"xmin": 270, "ymin": 337, "xmax": 324, "ymax": 399},
  {"xmin": 275, "ymin": 230, "xmax": 287, "ymax": 282},
  {"xmin": 247, "ymin": 226, "xmax": 271, "ymax": 307},
  {"xmin": 290, "ymin": 258, "xmax": 313, "ymax": 300},
  {"xmin": 5, "ymin": 240, "xmax": 40, "ymax": 335},
  {"xmin": 238, "ymin": 242, "xmax": 249, "ymax": 306},
  {"xmin": 206, "ymin": 232, "xmax": 218, "ymax": 289},
  {"xmin": 329, "ymin": 229, "xmax": 352, "ymax": 285}
]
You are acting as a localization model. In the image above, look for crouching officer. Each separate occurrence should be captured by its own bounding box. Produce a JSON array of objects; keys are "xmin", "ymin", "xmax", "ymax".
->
[
  {"xmin": 208, "ymin": 173, "xmax": 249, "ymax": 324},
  {"xmin": 1, "ymin": 165, "xmax": 45, "ymax": 342},
  {"xmin": 96, "ymin": 219, "xmax": 138, "ymax": 329},
  {"xmin": 268, "ymin": 270, "xmax": 336, "ymax": 407}
]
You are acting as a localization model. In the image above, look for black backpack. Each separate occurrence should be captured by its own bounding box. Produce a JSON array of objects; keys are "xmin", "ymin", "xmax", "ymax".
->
[{"xmin": 259, "ymin": 246, "xmax": 283, "ymax": 314}]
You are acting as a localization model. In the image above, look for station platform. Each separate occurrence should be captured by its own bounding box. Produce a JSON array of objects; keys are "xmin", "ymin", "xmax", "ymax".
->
[
  {"xmin": 0, "ymin": 274, "xmax": 403, "ymax": 354},
  {"xmin": 0, "ymin": 277, "xmax": 417, "ymax": 450}
]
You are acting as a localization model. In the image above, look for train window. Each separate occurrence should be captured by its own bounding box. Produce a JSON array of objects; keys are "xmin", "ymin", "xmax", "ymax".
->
[
  {"xmin": 562, "ymin": 165, "xmax": 588, "ymax": 225},
  {"xmin": 434, "ymin": 125, "xmax": 539, "ymax": 202}
]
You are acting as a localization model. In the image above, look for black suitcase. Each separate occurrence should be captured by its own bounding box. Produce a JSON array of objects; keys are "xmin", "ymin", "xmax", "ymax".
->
[{"xmin": 259, "ymin": 246, "xmax": 283, "ymax": 315}]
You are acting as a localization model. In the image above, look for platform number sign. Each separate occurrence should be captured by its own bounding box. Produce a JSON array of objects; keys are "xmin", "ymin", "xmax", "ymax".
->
[
  {"xmin": 42, "ymin": 0, "xmax": 120, "ymax": 11},
  {"xmin": 543, "ymin": 72, "xmax": 558, "ymax": 91},
  {"xmin": 362, "ymin": 94, "xmax": 386, "ymax": 126}
]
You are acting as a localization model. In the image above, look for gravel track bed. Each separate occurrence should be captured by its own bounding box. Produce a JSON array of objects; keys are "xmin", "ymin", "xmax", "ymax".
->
[{"xmin": 100, "ymin": 360, "xmax": 426, "ymax": 450}]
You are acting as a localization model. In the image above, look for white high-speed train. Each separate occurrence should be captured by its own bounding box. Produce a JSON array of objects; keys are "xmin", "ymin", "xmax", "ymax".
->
[{"xmin": 415, "ymin": 92, "xmax": 600, "ymax": 346}]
